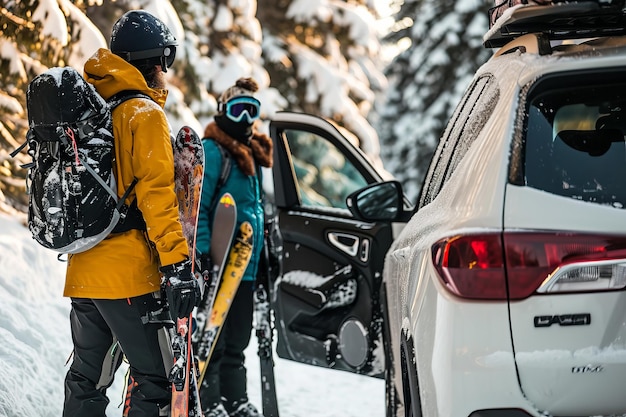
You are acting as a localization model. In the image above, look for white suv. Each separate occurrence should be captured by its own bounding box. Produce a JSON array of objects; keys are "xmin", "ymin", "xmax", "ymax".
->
[
  {"xmin": 366, "ymin": 2, "xmax": 626, "ymax": 417},
  {"xmin": 266, "ymin": 2, "xmax": 626, "ymax": 417}
]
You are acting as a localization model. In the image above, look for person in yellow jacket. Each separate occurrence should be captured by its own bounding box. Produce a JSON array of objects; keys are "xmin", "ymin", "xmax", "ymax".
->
[{"xmin": 62, "ymin": 10, "xmax": 200, "ymax": 417}]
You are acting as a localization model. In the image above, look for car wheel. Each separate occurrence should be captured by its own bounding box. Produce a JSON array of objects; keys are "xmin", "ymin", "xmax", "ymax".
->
[{"xmin": 401, "ymin": 330, "xmax": 422, "ymax": 417}]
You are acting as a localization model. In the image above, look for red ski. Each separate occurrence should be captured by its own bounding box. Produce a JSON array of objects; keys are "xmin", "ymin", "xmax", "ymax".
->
[{"xmin": 170, "ymin": 125, "xmax": 205, "ymax": 417}]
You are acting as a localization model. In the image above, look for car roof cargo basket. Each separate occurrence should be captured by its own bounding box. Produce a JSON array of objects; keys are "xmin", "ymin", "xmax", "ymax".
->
[{"xmin": 484, "ymin": 0, "xmax": 626, "ymax": 48}]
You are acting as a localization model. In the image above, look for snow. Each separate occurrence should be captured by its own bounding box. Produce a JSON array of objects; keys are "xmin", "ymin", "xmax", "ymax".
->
[
  {"xmin": 0, "ymin": 212, "xmax": 384, "ymax": 416},
  {"xmin": 32, "ymin": 0, "xmax": 69, "ymax": 47},
  {"xmin": 0, "ymin": 39, "xmax": 27, "ymax": 80},
  {"xmin": 0, "ymin": 92, "xmax": 22, "ymax": 114},
  {"xmin": 483, "ymin": 3, "xmax": 525, "ymax": 43},
  {"xmin": 61, "ymin": 0, "xmax": 108, "ymax": 70},
  {"xmin": 3, "ymin": 0, "xmax": 392, "ymax": 199}
]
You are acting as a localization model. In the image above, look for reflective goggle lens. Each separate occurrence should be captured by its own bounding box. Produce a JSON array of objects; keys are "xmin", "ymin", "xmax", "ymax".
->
[
  {"xmin": 225, "ymin": 97, "xmax": 260, "ymax": 123},
  {"xmin": 160, "ymin": 46, "xmax": 176, "ymax": 72},
  {"xmin": 124, "ymin": 45, "xmax": 176, "ymax": 72}
]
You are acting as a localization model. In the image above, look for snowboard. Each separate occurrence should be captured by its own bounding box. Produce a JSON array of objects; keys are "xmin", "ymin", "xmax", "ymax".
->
[
  {"xmin": 170, "ymin": 125, "xmax": 204, "ymax": 417},
  {"xmin": 196, "ymin": 221, "xmax": 254, "ymax": 386},
  {"xmin": 192, "ymin": 192, "xmax": 237, "ymax": 348}
]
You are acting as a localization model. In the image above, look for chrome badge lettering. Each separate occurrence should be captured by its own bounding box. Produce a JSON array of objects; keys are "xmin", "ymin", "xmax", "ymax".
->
[
  {"xmin": 534, "ymin": 313, "xmax": 591, "ymax": 327},
  {"xmin": 572, "ymin": 365, "xmax": 603, "ymax": 373}
]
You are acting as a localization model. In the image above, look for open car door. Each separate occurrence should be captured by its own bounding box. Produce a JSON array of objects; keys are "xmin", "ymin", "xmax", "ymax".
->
[{"xmin": 267, "ymin": 112, "xmax": 398, "ymax": 377}]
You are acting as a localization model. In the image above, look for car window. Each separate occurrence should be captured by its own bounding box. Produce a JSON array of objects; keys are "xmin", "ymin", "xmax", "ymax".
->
[
  {"xmin": 524, "ymin": 78, "xmax": 626, "ymax": 208},
  {"xmin": 284, "ymin": 129, "xmax": 369, "ymax": 210},
  {"xmin": 418, "ymin": 75, "xmax": 499, "ymax": 209}
]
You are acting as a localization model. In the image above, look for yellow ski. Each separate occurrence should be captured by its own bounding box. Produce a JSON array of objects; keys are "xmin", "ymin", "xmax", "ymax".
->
[{"xmin": 196, "ymin": 221, "xmax": 254, "ymax": 386}]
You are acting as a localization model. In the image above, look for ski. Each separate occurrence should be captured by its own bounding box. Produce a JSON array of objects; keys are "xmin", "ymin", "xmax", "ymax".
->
[
  {"xmin": 170, "ymin": 125, "xmax": 204, "ymax": 417},
  {"xmin": 254, "ymin": 284, "xmax": 279, "ymax": 417},
  {"xmin": 192, "ymin": 192, "xmax": 237, "ymax": 349},
  {"xmin": 255, "ymin": 219, "xmax": 280, "ymax": 417},
  {"xmin": 196, "ymin": 221, "xmax": 254, "ymax": 386}
]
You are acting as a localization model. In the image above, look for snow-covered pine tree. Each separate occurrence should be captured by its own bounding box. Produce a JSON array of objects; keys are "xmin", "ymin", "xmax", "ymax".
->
[
  {"xmin": 377, "ymin": 0, "xmax": 492, "ymax": 202},
  {"xmin": 1, "ymin": 0, "xmax": 494, "ymax": 213},
  {"xmin": 0, "ymin": 0, "xmax": 80, "ymax": 212},
  {"xmin": 161, "ymin": 0, "xmax": 287, "ymax": 129},
  {"xmin": 257, "ymin": 0, "xmax": 390, "ymax": 169}
]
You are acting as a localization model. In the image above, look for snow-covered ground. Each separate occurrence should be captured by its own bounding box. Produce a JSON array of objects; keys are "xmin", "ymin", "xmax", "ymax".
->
[{"xmin": 0, "ymin": 212, "xmax": 384, "ymax": 417}]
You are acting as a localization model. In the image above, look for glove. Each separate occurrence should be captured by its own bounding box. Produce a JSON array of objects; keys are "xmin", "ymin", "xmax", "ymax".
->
[
  {"xmin": 160, "ymin": 259, "xmax": 201, "ymax": 321},
  {"xmin": 195, "ymin": 250, "xmax": 213, "ymax": 279}
]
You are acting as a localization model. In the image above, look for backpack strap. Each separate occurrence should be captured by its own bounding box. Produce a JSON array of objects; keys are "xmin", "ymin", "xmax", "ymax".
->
[
  {"xmin": 108, "ymin": 90, "xmax": 152, "ymax": 108},
  {"xmin": 204, "ymin": 139, "xmax": 233, "ymax": 213},
  {"xmin": 109, "ymin": 91, "xmax": 153, "ymax": 233},
  {"xmin": 216, "ymin": 142, "xmax": 232, "ymax": 192},
  {"xmin": 113, "ymin": 177, "xmax": 145, "ymax": 233}
]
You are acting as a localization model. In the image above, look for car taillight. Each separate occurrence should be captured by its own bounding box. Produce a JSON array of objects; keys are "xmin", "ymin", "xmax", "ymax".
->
[
  {"xmin": 432, "ymin": 234, "xmax": 507, "ymax": 300},
  {"xmin": 432, "ymin": 232, "xmax": 626, "ymax": 300}
]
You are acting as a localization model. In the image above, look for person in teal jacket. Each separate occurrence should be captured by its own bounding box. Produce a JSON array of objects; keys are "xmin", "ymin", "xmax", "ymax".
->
[{"xmin": 196, "ymin": 77, "xmax": 273, "ymax": 417}]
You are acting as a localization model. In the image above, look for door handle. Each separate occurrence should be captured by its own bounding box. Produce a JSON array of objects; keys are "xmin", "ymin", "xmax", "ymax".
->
[
  {"xmin": 359, "ymin": 238, "xmax": 370, "ymax": 263},
  {"xmin": 327, "ymin": 232, "xmax": 359, "ymax": 257}
]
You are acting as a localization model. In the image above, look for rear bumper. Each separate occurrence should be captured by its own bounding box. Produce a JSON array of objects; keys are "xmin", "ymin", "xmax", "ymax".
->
[{"xmin": 411, "ymin": 274, "xmax": 544, "ymax": 417}]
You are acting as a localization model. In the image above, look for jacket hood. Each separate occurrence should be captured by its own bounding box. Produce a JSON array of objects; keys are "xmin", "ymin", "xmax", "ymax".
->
[
  {"xmin": 83, "ymin": 48, "xmax": 167, "ymax": 107},
  {"xmin": 203, "ymin": 122, "xmax": 273, "ymax": 176}
]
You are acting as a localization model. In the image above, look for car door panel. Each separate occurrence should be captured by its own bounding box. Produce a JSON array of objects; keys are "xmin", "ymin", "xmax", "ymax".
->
[
  {"xmin": 268, "ymin": 112, "xmax": 393, "ymax": 377},
  {"xmin": 275, "ymin": 209, "xmax": 390, "ymax": 376}
]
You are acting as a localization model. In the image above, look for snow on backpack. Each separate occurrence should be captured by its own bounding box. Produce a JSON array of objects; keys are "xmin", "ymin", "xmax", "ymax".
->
[{"xmin": 14, "ymin": 66, "xmax": 148, "ymax": 254}]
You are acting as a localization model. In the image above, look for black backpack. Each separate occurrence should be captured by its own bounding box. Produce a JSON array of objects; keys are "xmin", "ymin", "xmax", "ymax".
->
[{"xmin": 13, "ymin": 66, "xmax": 148, "ymax": 254}]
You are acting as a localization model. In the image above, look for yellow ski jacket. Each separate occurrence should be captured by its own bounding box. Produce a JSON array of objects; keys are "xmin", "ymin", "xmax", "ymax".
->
[{"xmin": 64, "ymin": 48, "xmax": 189, "ymax": 299}]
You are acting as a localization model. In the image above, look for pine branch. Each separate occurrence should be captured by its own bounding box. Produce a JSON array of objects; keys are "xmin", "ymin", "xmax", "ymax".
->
[{"xmin": 0, "ymin": 7, "xmax": 35, "ymax": 31}]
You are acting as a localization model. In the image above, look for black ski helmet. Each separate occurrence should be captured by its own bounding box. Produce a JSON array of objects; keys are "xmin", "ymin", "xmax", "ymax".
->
[{"xmin": 110, "ymin": 10, "xmax": 177, "ymax": 73}]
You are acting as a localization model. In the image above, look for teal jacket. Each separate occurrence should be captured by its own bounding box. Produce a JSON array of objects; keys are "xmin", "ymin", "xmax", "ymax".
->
[{"xmin": 196, "ymin": 124, "xmax": 273, "ymax": 282}]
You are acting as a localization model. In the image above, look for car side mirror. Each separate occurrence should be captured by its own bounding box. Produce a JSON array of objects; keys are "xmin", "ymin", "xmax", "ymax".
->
[{"xmin": 346, "ymin": 181, "xmax": 404, "ymax": 222}]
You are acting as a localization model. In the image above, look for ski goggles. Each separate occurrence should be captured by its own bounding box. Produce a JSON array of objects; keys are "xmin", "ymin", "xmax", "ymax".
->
[
  {"xmin": 121, "ymin": 45, "xmax": 176, "ymax": 72},
  {"xmin": 223, "ymin": 96, "xmax": 261, "ymax": 123}
]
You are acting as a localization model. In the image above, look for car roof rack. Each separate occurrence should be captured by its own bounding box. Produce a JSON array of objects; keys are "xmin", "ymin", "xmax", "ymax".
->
[
  {"xmin": 491, "ymin": 33, "xmax": 553, "ymax": 57},
  {"xmin": 484, "ymin": 1, "xmax": 626, "ymax": 49}
]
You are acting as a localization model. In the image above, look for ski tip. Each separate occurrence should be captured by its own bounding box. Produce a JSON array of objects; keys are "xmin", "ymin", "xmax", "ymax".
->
[
  {"xmin": 177, "ymin": 125, "xmax": 200, "ymax": 139},
  {"xmin": 219, "ymin": 193, "xmax": 235, "ymax": 207}
]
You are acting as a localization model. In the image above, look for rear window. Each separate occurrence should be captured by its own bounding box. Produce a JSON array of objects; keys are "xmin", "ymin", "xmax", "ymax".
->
[{"xmin": 522, "ymin": 73, "xmax": 626, "ymax": 209}]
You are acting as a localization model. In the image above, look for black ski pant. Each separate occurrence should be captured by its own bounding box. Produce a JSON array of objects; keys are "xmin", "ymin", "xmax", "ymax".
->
[
  {"xmin": 63, "ymin": 293, "xmax": 172, "ymax": 417},
  {"xmin": 199, "ymin": 280, "xmax": 254, "ymax": 412}
]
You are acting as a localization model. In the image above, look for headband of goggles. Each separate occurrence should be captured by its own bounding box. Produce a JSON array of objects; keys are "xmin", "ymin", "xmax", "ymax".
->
[
  {"xmin": 219, "ymin": 96, "xmax": 261, "ymax": 123},
  {"xmin": 119, "ymin": 45, "xmax": 176, "ymax": 72}
]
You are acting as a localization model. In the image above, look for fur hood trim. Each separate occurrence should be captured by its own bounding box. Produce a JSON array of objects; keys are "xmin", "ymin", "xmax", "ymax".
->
[{"xmin": 203, "ymin": 122, "xmax": 273, "ymax": 176}]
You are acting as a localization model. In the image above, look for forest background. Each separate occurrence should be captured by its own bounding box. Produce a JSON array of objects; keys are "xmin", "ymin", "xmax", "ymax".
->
[{"xmin": 0, "ymin": 0, "xmax": 493, "ymax": 215}]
